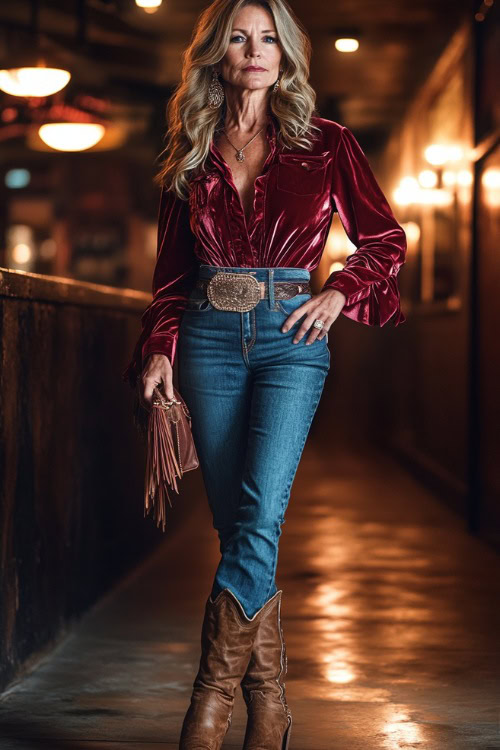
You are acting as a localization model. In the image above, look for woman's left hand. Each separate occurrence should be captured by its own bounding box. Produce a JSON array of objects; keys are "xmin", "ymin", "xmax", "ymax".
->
[{"xmin": 281, "ymin": 288, "xmax": 347, "ymax": 344}]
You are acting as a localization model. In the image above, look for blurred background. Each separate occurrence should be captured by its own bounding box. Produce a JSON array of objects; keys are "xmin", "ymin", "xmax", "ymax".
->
[{"xmin": 1, "ymin": 1, "xmax": 499, "ymax": 742}]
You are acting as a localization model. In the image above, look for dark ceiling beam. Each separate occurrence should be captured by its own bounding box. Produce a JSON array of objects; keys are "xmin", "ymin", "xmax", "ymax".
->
[{"xmin": 0, "ymin": 1, "xmax": 158, "ymax": 46}]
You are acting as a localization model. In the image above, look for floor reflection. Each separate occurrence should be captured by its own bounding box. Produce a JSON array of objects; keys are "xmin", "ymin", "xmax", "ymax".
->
[
  {"xmin": 277, "ymin": 447, "xmax": 500, "ymax": 747},
  {"xmin": 380, "ymin": 707, "xmax": 424, "ymax": 748}
]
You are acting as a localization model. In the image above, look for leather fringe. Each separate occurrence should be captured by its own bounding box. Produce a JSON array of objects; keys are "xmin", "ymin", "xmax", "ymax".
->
[{"xmin": 144, "ymin": 394, "xmax": 183, "ymax": 532}]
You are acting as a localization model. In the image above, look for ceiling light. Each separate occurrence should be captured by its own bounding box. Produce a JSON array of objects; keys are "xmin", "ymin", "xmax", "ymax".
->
[
  {"xmin": 0, "ymin": 66, "xmax": 71, "ymax": 98},
  {"xmin": 334, "ymin": 38, "xmax": 359, "ymax": 52},
  {"xmin": 38, "ymin": 123, "xmax": 105, "ymax": 151},
  {"xmin": 135, "ymin": 0, "xmax": 163, "ymax": 9}
]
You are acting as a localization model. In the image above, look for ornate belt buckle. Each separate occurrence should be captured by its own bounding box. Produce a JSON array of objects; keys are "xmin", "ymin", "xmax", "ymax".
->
[{"xmin": 207, "ymin": 272, "xmax": 261, "ymax": 312}]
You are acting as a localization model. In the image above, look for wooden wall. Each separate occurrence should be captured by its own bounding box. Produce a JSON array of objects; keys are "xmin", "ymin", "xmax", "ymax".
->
[{"xmin": 0, "ymin": 268, "xmax": 198, "ymax": 693}]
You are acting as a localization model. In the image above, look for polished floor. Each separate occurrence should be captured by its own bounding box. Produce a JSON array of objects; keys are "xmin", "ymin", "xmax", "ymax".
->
[{"xmin": 1, "ymin": 437, "xmax": 499, "ymax": 749}]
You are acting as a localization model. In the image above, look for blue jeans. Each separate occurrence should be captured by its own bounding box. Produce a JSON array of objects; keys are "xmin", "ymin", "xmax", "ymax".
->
[{"xmin": 177, "ymin": 265, "xmax": 330, "ymax": 618}]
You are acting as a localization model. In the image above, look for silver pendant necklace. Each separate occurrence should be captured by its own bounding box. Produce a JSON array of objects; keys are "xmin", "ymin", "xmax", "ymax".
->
[{"xmin": 222, "ymin": 123, "xmax": 266, "ymax": 162}]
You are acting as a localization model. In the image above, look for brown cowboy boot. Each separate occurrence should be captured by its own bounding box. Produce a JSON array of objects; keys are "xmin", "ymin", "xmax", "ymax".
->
[
  {"xmin": 240, "ymin": 589, "xmax": 292, "ymax": 750},
  {"xmin": 179, "ymin": 587, "xmax": 282, "ymax": 749}
]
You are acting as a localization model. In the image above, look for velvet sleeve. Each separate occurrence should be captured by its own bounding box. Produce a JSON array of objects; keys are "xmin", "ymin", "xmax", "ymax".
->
[
  {"xmin": 122, "ymin": 185, "xmax": 199, "ymax": 389},
  {"xmin": 321, "ymin": 125, "xmax": 407, "ymax": 326}
]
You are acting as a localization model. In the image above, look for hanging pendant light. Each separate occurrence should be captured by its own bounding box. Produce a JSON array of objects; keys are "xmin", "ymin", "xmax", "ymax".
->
[
  {"xmin": 0, "ymin": 64, "xmax": 71, "ymax": 98},
  {"xmin": 38, "ymin": 122, "xmax": 105, "ymax": 151},
  {"xmin": 0, "ymin": 0, "xmax": 71, "ymax": 98},
  {"xmin": 32, "ymin": 0, "xmax": 101, "ymax": 152},
  {"xmin": 35, "ymin": 94, "xmax": 106, "ymax": 152}
]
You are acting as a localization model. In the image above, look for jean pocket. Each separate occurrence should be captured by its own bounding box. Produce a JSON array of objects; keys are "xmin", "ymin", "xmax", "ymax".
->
[
  {"xmin": 185, "ymin": 296, "xmax": 214, "ymax": 312},
  {"xmin": 276, "ymin": 293, "xmax": 312, "ymax": 316}
]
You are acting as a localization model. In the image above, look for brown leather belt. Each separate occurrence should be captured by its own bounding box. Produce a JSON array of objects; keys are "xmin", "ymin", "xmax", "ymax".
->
[{"xmin": 194, "ymin": 271, "xmax": 312, "ymax": 312}]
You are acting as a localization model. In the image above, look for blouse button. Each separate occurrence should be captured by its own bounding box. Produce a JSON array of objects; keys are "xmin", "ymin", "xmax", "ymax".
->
[{"xmin": 301, "ymin": 162, "xmax": 311, "ymax": 170}]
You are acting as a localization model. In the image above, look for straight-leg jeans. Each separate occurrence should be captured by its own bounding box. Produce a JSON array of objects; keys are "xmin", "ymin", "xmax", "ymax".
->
[{"xmin": 177, "ymin": 265, "xmax": 330, "ymax": 619}]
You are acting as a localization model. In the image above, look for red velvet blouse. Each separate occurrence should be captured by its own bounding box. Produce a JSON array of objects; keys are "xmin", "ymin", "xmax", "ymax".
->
[{"xmin": 123, "ymin": 115, "xmax": 406, "ymax": 388}]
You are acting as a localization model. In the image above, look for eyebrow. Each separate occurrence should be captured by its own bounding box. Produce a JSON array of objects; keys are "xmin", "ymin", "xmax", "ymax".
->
[{"xmin": 232, "ymin": 28, "xmax": 277, "ymax": 33}]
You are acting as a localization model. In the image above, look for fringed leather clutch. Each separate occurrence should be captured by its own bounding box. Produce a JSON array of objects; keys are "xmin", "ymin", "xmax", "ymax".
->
[{"xmin": 136, "ymin": 385, "xmax": 199, "ymax": 532}]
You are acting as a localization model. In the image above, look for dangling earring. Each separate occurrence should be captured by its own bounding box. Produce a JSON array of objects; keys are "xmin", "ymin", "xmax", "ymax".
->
[
  {"xmin": 273, "ymin": 68, "xmax": 283, "ymax": 93},
  {"xmin": 208, "ymin": 68, "xmax": 224, "ymax": 108}
]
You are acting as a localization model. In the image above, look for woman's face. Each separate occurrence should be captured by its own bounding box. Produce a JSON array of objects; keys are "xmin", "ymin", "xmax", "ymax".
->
[{"xmin": 218, "ymin": 4, "xmax": 282, "ymax": 93}]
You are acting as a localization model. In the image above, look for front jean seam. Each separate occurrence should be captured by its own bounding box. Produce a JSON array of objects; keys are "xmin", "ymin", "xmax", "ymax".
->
[
  {"xmin": 277, "ymin": 375, "xmax": 326, "ymax": 527},
  {"xmin": 240, "ymin": 313, "xmax": 252, "ymax": 370},
  {"xmin": 246, "ymin": 307, "xmax": 257, "ymax": 352},
  {"xmin": 261, "ymin": 374, "xmax": 326, "ymax": 606}
]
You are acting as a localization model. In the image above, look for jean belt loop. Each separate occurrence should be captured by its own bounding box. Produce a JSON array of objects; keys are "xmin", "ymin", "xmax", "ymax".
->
[{"xmin": 268, "ymin": 268, "xmax": 274, "ymax": 310}]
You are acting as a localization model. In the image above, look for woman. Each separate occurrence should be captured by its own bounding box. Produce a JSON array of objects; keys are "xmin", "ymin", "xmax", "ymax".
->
[{"xmin": 123, "ymin": 0, "xmax": 406, "ymax": 747}]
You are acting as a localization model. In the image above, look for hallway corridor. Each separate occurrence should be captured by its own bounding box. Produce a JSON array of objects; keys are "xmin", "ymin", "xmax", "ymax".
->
[{"xmin": 0, "ymin": 439, "xmax": 499, "ymax": 750}]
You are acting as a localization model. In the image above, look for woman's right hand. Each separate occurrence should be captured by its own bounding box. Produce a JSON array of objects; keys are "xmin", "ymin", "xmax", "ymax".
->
[{"xmin": 139, "ymin": 353, "xmax": 174, "ymax": 410}]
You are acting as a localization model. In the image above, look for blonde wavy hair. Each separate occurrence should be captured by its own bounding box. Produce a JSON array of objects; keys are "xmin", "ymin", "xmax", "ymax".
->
[{"xmin": 155, "ymin": 0, "xmax": 321, "ymax": 200}]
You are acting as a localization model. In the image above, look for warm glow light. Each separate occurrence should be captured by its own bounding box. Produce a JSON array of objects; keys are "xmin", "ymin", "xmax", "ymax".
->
[
  {"xmin": 0, "ymin": 67, "xmax": 71, "ymax": 97},
  {"xmin": 321, "ymin": 646, "xmax": 357, "ymax": 685},
  {"xmin": 419, "ymin": 188, "xmax": 453, "ymax": 206},
  {"xmin": 447, "ymin": 145, "xmax": 464, "ymax": 161},
  {"xmin": 326, "ymin": 234, "xmax": 343, "ymax": 258},
  {"xmin": 335, "ymin": 38, "xmax": 359, "ymax": 52},
  {"xmin": 413, "ymin": 167, "xmax": 472, "ymax": 193},
  {"xmin": 393, "ymin": 175, "xmax": 453, "ymax": 207},
  {"xmin": 482, "ymin": 168, "xmax": 500, "ymax": 189},
  {"xmin": 424, "ymin": 143, "xmax": 465, "ymax": 166},
  {"xmin": 382, "ymin": 709, "xmax": 424, "ymax": 747},
  {"xmin": 325, "ymin": 222, "xmax": 356, "ymax": 260},
  {"xmin": 38, "ymin": 123, "xmax": 105, "ymax": 151},
  {"xmin": 457, "ymin": 169, "xmax": 473, "ymax": 187},
  {"xmin": 442, "ymin": 170, "xmax": 457, "ymax": 186},
  {"xmin": 12, "ymin": 243, "xmax": 32, "ymax": 264},
  {"xmin": 7, "ymin": 225, "xmax": 34, "ymax": 270},
  {"xmin": 400, "ymin": 176, "xmax": 419, "ymax": 191},
  {"xmin": 418, "ymin": 169, "xmax": 438, "ymax": 188},
  {"xmin": 402, "ymin": 221, "xmax": 420, "ymax": 245},
  {"xmin": 326, "ymin": 666, "xmax": 356, "ymax": 683},
  {"xmin": 424, "ymin": 144, "xmax": 449, "ymax": 165},
  {"xmin": 329, "ymin": 261, "xmax": 345, "ymax": 274},
  {"xmin": 393, "ymin": 176, "xmax": 420, "ymax": 206},
  {"xmin": 135, "ymin": 0, "xmax": 162, "ymax": 7},
  {"xmin": 482, "ymin": 168, "xmax": 500, "ymax": 207}
]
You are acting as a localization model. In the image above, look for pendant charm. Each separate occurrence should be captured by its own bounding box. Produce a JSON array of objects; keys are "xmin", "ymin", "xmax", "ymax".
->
[{"xmin": 236, "ymin": 150, "xmax": 245, "ymax": 162}]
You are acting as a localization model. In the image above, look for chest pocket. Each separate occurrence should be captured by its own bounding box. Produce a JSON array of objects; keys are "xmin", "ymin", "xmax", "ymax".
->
[{"xmin": 277, "ymin": 154, "xmax": 327, "ymax": 195}]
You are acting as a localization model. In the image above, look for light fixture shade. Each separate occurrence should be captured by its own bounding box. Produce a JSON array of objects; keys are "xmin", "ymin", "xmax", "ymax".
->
[
  {"xmin": 38, "ymin": 123, "xmax": 105, "ymax": 151},
  {"xmin": 0, "ymin": 67, "xmax": 71, "ymax": 97},
  {"xmin": 334, "ymin": 38, "xmax": 359, "ymax": 52},
  {"xmin": 135, "ymin": 0, "xmax": 162, "ymax": 7}
]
